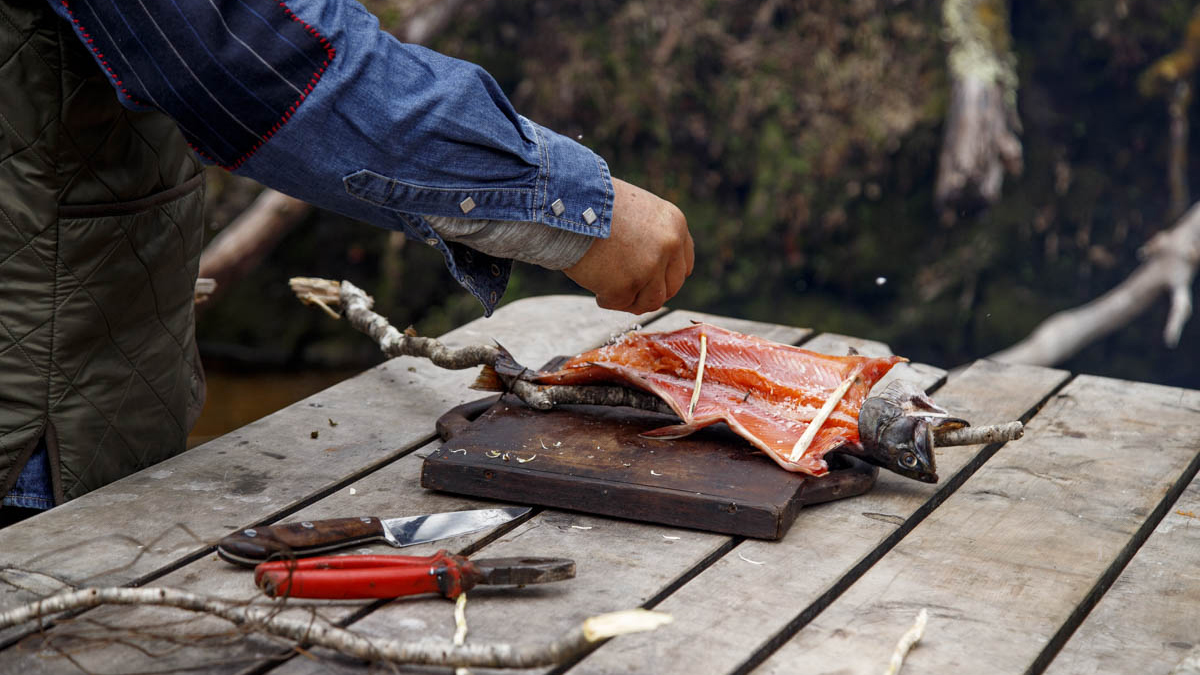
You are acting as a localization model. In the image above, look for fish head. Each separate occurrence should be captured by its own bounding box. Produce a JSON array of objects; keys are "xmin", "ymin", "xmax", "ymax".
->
[{"xmin": 854, "ymin": 380, "xmax": 967, "ymax": 483}]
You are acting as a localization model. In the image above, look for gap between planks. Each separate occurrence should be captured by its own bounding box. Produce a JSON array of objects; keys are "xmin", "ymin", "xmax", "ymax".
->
[
  {"xmin": 1026, "ymin": 446, "xmax": 1200, "ymax": 675},
  {"xmin": 726, "ymin": 372, "xmax": 1076, "ymax": 675}
]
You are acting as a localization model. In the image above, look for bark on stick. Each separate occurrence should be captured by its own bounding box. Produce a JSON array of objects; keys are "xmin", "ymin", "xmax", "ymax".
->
[{"xmin": 0, "ymin": 587, "xmax": 669, "ymax": 668}]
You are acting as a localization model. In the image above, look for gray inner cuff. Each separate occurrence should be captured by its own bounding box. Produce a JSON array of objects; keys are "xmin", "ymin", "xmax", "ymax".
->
[{"xmin": 425, "ymin": 215, "xmax": 594, "ymax": 270}]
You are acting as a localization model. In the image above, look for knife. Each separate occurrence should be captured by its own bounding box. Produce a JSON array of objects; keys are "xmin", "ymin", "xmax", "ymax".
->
[{"xmin": 216, "ymin": 506, "xmax": 530, "ymax": 567}]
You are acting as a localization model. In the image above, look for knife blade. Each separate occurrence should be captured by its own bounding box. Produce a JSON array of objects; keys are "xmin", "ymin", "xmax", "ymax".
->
[{"xmin": 216, "ymin": 506, "xmax": 530, "ymax": 567}]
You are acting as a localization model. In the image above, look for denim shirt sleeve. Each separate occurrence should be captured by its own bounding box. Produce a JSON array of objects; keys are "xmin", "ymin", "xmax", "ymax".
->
[{"xmin": 49, "ymin": 0, "xmax": 612, "ymax": 315}]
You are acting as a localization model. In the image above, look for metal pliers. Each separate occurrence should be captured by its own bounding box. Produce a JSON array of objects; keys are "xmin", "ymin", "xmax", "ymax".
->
[{"xmin": 254, "ymin": 549, "xmax": 575, "ymax": 599}]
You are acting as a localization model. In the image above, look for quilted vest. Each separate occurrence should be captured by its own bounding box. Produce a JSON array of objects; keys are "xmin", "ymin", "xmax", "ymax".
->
[{"xmin": 0, "ymin": 2, "xmax": 206, "ymax": 503}]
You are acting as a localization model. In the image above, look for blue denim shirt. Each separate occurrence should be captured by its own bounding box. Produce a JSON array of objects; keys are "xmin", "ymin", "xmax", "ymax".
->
[{"xmin": 49, "ymin": 0, "xmax": 614, "ymax": 314}]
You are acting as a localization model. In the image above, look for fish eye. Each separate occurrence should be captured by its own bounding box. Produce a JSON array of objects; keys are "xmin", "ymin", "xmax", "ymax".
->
[{"xmin": 899, "ymin": 452, "xmax": 919, "ymax": 469}]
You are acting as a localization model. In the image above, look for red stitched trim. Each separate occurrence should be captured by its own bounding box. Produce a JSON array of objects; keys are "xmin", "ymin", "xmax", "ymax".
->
[{"xmin": 60, "ymin": 0, "xmax": 336, "ymax": 171}]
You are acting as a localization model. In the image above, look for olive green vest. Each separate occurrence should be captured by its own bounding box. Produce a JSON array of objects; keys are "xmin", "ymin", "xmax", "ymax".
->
[{"xmin": 0, "ymin": 2, "xmax": 206, "ymax": 503}]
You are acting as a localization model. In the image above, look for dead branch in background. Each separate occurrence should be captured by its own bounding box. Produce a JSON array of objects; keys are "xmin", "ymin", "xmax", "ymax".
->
[
  {"xmin": 990, "ymin": 201, "xmax": 1200, "ymax": 366},
  {"xmin": 935, "ymin": 0, "xmax": 1022, "ymax": 224},
  {"xmin": 0, "ymin": 586, "xmax": 671, "ymax": 669},
  {"xmin": 990, "ymin": 13, "xmax": 1200, "ymax": 368},
  {"xmin": 198, "ymin": 190, "xmax": 310, "ymax": 304}
]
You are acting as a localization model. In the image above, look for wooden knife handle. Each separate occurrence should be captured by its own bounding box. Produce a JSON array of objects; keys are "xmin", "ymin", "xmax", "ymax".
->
[{"xmin": 216, "ymin": 517, "xmax": 387, "ymax": 567}]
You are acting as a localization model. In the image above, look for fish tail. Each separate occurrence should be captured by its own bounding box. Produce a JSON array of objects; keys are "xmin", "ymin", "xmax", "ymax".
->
[
  {"xmin": 470, "ymin": 344, "xmax": 529, "ymax": 391},
  {"xmin": 471, "ymin": 365, "xmax": 505, "ymax": 391}
]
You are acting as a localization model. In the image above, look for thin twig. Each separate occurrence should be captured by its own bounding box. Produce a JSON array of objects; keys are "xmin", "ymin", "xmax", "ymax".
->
[{"xmin": 0, "ymin": 587, "xmax": 671, "ymax": 668}]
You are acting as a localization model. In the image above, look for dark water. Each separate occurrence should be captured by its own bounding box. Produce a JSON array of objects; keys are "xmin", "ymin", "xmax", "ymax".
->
[{"xmin": 187, "ymin": 364, "xmax": 359, "ymax": 448}]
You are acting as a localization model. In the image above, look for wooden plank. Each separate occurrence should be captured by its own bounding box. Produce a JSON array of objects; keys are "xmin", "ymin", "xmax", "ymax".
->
[
  {"xmin": 1047, "ymin": 463, "xmax": 1200, "ymax": 674},
  {"xmin": 753, "ymin": 374, "xmax": 1200, "ymax": 674},
  {"xmin": 567, "ymin": 358, "xmax": 1063, "ymax": 675},
  {"xmin": 0, "ymin": 297, "xmax": 661, "ymax": 635}
]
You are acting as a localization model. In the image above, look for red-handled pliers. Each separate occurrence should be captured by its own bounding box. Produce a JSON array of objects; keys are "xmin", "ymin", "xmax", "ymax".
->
[{"xmin": 253, "ymin": 549, "xmax": 575, "ymax": 599}]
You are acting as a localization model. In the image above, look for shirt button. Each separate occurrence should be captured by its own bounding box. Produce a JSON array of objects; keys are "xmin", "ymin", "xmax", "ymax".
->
[
  {"xmin": 490, "ymin": 263, "xmax": 501, "ymax": 277},
  {"xmin": 426, "ymin": 238, "xmax": 439, "ymax": 247}
]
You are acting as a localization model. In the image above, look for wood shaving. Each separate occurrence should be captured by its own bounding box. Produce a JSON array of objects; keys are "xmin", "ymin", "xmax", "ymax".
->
[
  {"xmin": 687, "ymin": 334, "xmax": 708, "ymax": 418},
  {"xmin": 539, "ymin": 440, "xmax": 549, "ymax": 449},
  {"xmin": 516, "ymin": 454, "xmax": 537, "ymax": 463},
  {"xmin": 1177, "ymin": 509, "xmax": 1199, "ymax": 520},
  {"xmin": 650, "ymin": 470, "xmax": 662, "ymax": 476},
  {"xmin": 449, "ymin": 448, "xmax": 467, "ymax": 454},
  {"xmin": 662, "ymin": 535, "xmax": 680, "ymax": 540},
  {"xmin": 570, "ymin": 525, "xmax": 593, "ymax": 530},
  {"xmin": 348, "ymin": 488, "xmax": 357, "ymax": 495},
  {"xmin": 502, "ymin": 452, "xmax": 510, "ymax": 461},
  {"xmin": 453, "ymin": 593, "xmax": 469, "ymax": 675},
  {"xmin": 884, "ymin": 608, "xmax": 928, "ymax": 675},
  {"xmin": 737, "ymin": 552, "xmax": 765, "ymax": 565},
  {"xmin": 485, "ymin": 451, "xmax": 501, "ymax": 458}
]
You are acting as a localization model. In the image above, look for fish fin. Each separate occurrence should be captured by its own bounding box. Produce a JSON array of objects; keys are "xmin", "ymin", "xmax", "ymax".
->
[
  {"xmin": 470, "ymin": 344, "xmax": 530, "ymax": 391},
  {"xmin": 470, "ymin": 365, "xmax": 504, "ymax": 392},
  {"xmin": 640, "ymin": 418, "xmax": 720, "ymax": 440},
  {"xmin": 640, "ymin": 423, "xmax": 702, "ymax": 440}
]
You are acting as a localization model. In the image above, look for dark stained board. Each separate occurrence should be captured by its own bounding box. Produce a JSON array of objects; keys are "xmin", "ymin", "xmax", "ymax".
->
[{"xmin": 421, "ymin": 394, "xmax": 877, "ymax": 539}]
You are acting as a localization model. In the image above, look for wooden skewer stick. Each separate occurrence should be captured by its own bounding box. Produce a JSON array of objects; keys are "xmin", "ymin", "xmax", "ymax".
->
[
  {"xmin": 789, "ymin": 365, "xmax": 865, "ymax": 462},
  {"xmin": 687, "ymin": 334, "xmax": 708, "ymax": 418}
]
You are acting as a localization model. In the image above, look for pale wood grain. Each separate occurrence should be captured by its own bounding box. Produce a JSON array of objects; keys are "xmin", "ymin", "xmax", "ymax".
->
[
  {"xmin": 1046, "ymin": 466, "xmax": 1200, "ymax": 674},
  {"xmin": 0, "ymin": 297, "xmax": 660, "ymax": 637},
  {"xmin": 755, "ymin": 374, "xmax": 1200, "ymax": 675},
  {"xmin": 569, "ymin": 359, "xmax": 1065, "ymax": 675}
]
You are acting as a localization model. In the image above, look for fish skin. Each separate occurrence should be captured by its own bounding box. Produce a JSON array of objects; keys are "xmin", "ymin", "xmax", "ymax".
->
[{"xmin": 531, "ymin": 323, "xmax": 906, "ymax": 475}]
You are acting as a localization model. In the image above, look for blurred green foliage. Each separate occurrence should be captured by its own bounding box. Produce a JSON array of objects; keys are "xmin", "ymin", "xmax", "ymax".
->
[{"xmin": 198, "ymin": 0, "xmax": 1200, "ymax": 389}]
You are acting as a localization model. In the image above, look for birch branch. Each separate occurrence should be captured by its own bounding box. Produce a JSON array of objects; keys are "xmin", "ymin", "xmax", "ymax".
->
[
  {"xmin": 0, "ymin": 587, "xmax": 670, "ymax": 668},
  {"xmin": 989, "ymin": 201, "xmax": 1200, "ymax": 366}
]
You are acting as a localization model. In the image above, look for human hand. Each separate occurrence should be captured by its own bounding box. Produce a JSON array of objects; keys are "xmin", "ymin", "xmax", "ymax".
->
[{"xmin": 564, "ymin": 178, "xmax": 694, "ymax": 314}]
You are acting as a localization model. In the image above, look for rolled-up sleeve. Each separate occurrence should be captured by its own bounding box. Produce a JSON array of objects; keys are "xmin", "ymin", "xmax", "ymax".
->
[{"xmin": 50, "ymin": 0, "xmax": 612, "ymax": 313}]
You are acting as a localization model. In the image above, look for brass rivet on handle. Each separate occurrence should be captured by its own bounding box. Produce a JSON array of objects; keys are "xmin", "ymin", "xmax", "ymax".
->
[
  {"xmin": 244, "ymin": 529, "xmax": 257, "ymax": 537},
  {"xmin": 301, "ymin": 521, "xmax": 314, "ymax": 529}
]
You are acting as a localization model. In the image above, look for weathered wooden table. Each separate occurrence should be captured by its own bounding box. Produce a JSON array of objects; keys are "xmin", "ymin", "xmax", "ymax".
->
[{"xmin": 2, "ymin": 296, "xmax": 1198, "ymax": 674}]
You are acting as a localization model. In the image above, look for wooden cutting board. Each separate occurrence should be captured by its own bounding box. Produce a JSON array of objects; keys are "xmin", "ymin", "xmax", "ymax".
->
[{"xmin": 420, "ymin": 392, "xmax": 877, "ymax": 540}]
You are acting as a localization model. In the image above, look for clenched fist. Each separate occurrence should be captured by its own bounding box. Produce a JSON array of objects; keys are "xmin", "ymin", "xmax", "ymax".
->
[{"xmin": 565, "ymin": 178, "xmax": 694, "ymax": 314}]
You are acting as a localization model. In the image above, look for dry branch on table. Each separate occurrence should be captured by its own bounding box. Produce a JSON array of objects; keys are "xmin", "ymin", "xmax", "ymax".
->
[
  {"xmin": 936, "ymin": 0, "xmax": 1021, "ymax": 222},
  {"xmin": 0, "ymin": 587, "xmax": 671, "ymax": 669},
  {"xmin": 989, "ymin": 200, "xmax": 1200, "ymax": 366}
]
